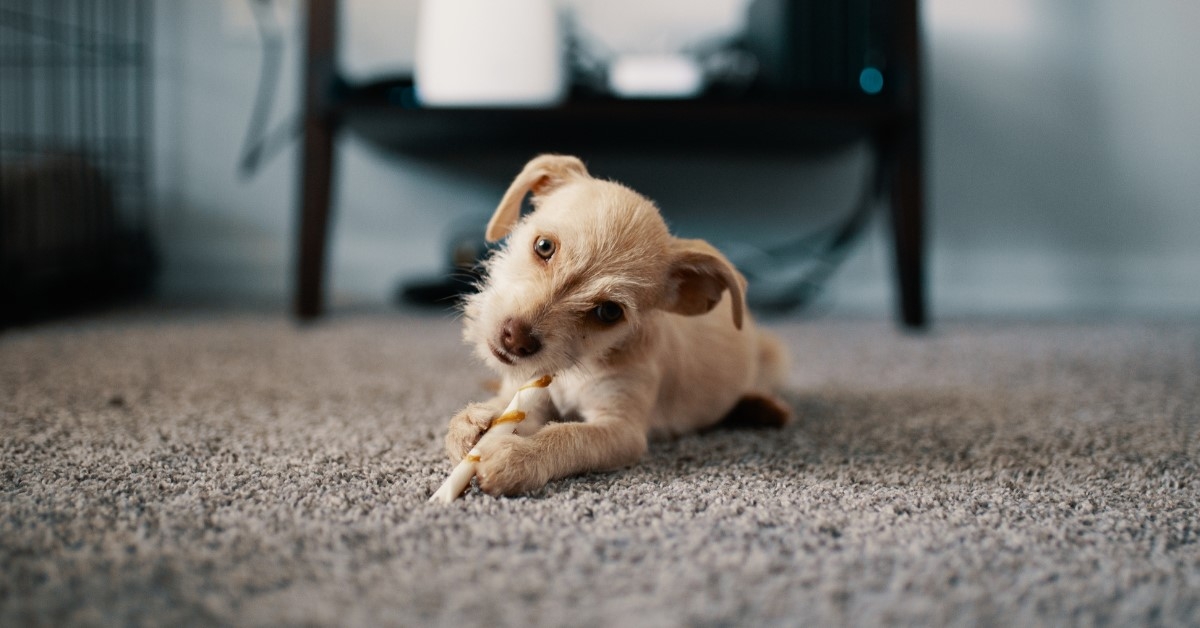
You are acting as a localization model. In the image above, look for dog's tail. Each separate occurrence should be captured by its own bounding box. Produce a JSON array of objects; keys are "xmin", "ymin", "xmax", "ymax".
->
[{"xmin": 755, "ymin": 328, "xmax": 789, "ymax": 391}]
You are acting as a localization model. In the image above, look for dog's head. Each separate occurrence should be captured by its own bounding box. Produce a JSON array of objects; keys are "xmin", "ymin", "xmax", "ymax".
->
[{"xmin": 462, "ymin": 154, "xmax": 746, "ymax": 378}]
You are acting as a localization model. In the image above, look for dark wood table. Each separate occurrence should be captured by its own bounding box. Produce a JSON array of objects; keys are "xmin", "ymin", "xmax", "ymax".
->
[{"xmin": 294, "ymin": 0, "xmax": 927, "ymax": 328}]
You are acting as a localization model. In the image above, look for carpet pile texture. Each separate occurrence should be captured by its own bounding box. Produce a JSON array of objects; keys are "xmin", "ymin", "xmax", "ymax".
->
[{"xmin": 2, "ymin": 312, "xmax": 1198, "ymax": 626}]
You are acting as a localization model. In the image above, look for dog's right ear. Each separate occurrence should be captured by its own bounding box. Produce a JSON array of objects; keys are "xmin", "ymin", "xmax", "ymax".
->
[
  {"xmin": 663, "ymin": 238, "xmax": 747, "ymax": 330},
  {"xmin": 486, "ymin": 154, "xmax": 589, "ymax": 241}
]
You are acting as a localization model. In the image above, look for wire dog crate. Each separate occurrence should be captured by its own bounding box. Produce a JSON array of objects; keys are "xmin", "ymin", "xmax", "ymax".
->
[{"xmin": 0, "ymin": 0, "xmax": 156, "ymax": 324}]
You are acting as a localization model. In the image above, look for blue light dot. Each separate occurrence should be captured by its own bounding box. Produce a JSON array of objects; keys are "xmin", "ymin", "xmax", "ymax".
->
[{"xmin": 859, "ymin": 67, "xmax": 884, "ymax": 95}]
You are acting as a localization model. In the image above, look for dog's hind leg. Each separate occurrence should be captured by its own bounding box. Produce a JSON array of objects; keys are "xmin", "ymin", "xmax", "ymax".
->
[{"xmin": 715, "ymin": 392, "xmax": 793, "ymax": 430}]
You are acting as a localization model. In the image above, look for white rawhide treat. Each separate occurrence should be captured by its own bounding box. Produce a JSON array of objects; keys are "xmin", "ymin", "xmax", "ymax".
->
[{"xmin": 429, "ymin": 375, "xmax": 553, "ymax": 503}]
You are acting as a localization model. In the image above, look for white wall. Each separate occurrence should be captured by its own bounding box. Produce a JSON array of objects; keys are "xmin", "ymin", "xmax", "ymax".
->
[
  {"xmin": 924, "ymin": 0, "xmax": 1200, "ymax": 315},
  {"xmin": 152, "ymin": 0, "xmax": 1200, "ymax": 317}
]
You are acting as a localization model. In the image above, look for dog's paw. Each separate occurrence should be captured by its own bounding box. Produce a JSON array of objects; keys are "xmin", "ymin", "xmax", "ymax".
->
[
  {"xmin": 716, "ymin": 393, "xmax": 793, "ymax": 430},
  {"xmin": 475, "ymin": 434, "xmax": 547, "ymax": 497},
  {"xmin": 444, "ymin": 402, "xmax": 497, "ymax": 462}
]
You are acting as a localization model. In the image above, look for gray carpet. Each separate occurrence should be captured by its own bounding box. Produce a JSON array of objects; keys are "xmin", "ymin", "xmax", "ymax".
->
[{"xmin": 2, "ymin": 311, "xmax": 1198, "ymax": 627}]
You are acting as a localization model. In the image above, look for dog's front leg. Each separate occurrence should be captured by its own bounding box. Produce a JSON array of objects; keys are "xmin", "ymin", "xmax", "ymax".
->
[
  {"xmin": 444, "ymin": 385, "xmax": 557, "ymax": 463},
  {"xmin": 475, "ymin": 416, "xmax": 648, "ymax": 497},
  {"xmin": 444, "ymin": 397, "xmax": 507, "ymax": 463}
]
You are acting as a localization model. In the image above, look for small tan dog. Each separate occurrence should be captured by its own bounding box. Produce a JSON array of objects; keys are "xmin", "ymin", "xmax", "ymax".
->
[{"xmin": 446, "ymin": 154, "xmax": 791, "ymax": 496}]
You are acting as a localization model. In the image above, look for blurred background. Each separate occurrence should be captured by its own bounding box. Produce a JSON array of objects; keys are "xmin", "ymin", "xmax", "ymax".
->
[{"xmin": 3, "ymin": 0, "xmax": 1198, "ymax": 326}]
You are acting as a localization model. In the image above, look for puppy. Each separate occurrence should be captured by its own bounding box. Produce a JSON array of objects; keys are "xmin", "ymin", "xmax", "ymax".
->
[{"xmin": 446, "ymin": 154, "xmax": 791, "ymax": 496}]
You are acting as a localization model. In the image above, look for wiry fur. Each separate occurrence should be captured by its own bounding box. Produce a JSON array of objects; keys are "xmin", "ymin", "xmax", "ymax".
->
[{"xmin": 447, "ymin": 155, "xmax": 791, "ymax": 496}]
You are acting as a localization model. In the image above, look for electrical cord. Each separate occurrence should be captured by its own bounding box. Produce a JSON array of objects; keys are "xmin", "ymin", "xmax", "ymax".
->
[
  {"xmin": 237, "ymin": 0, "xmax": 300, "ymax": 179},
  {"xmin": 402, "ymin": 155, "xmax": 879, "ymax": 314},
  {"xmin": 730, "ymin": 148, "xmax": 880, "ymax": 313}
]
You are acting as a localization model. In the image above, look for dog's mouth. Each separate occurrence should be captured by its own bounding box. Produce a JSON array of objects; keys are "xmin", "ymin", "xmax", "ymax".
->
[{"xmin": 488, "ymin": 343, "xmax": 516, "ymax": 366}]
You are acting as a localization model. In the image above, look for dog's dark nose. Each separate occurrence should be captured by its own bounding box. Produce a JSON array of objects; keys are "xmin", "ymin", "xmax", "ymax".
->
[{"xmin": 501, "ymin": 318, "xmax": 542, "ymax": 357}]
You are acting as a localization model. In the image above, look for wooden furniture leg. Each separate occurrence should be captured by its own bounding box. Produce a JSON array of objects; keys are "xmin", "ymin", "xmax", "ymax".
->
[
  {"xmin": 886, "ymin": 119, "xmax": 927, "ymax": 328},
  {"xmin": 296, "ymin": 0, "xmax": 338, "ymax": 320},
  {"xmin": 887, "ymin": 0, "xmax": 928, "ymax": 329}
]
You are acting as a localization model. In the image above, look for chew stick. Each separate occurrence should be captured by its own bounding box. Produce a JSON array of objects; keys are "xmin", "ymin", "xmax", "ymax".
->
[{"xmin": 429, "ymin": 375, "xmax": 553, "ymax": 503}]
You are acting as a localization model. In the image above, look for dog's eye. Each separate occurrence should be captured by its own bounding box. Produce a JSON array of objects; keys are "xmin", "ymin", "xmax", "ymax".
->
[
  {"xmin": 593, "ymin": 301, "xmax": 624, "ymax": 324},
  {"xmin": 533, "ymin": 236, "xmax": 556, "ymax": 260}
]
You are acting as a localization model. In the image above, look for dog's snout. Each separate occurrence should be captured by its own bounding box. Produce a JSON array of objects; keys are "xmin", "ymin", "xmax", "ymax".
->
[{"xmin": 501, "ymin": 318, "xmax": 542, "ymax": 357}]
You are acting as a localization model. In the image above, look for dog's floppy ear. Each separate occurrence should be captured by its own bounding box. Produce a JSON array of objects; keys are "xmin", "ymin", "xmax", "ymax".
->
[
  {"xmin": 485, "ymin": 154, "xmax": 589, "ymax": 241},
  {"xmin": 663, "ymin": 238, "xmax": 746, "ymax": 330}
]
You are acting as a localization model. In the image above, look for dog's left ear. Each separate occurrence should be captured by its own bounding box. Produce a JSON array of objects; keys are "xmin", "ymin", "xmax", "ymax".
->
[
  {"xmin": 486, "ymin": 154, "xmax": 589, "ymax": 241},
  {"xmin": 663, "ymin": 238, "xmax": 746, "ymax": 330}
]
